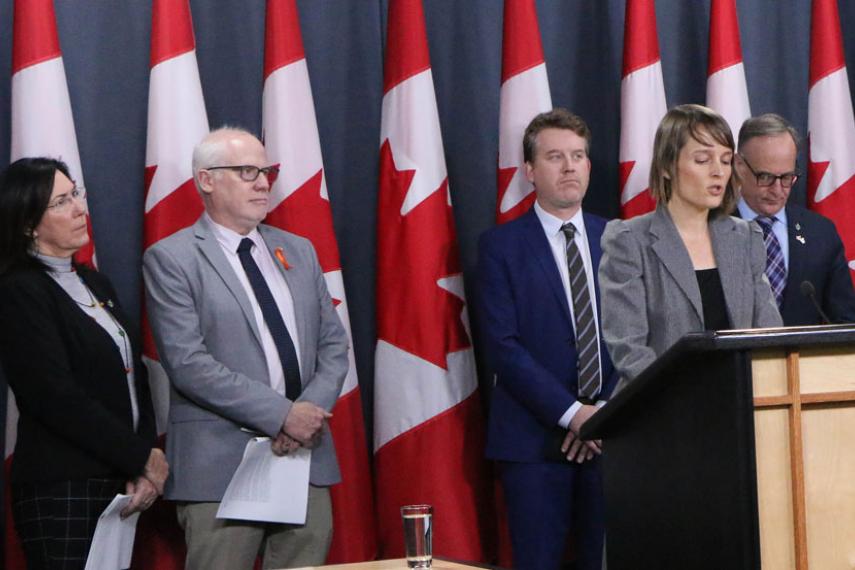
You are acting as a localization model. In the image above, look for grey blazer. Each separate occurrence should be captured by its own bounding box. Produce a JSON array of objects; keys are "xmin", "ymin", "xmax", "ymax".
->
[
  {"xmin": 143, "ymin": 216, "xmax": 348, "ymax": 501},
  {"xmin": 598, "ymin": 206, "xmax": 782, "ymax": 390}
]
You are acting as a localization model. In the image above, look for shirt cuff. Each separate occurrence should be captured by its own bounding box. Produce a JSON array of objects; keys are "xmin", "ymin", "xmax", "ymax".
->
[{"xmin": 558, "ymin": 401, "xmax": 583, "ymax": 429}]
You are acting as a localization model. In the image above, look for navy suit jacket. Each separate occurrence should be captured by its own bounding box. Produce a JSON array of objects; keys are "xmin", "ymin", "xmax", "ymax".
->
[
  {"xmin": 478, "ymin": 208, "xmax": 618, "ymax": 462},
  {"xmin": 737, "ymin": 204, "xmax": 855, "ymax": 325},
  {"xmin": 779, "ymin": 205, "xmax": 855, "ymax": 325}
]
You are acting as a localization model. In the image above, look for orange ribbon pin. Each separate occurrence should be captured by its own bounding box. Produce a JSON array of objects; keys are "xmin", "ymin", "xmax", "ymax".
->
[{"xmin": 275, "ymin": 247, "xmax": 292, "ymax": 270}]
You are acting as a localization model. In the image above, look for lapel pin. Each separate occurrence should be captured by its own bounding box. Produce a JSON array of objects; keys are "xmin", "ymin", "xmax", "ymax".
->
[
  {"xmin": 796, "ymin": 235, "xmax": 806, "ymax": 244},
  {"xmin": 106, "ymin": 299, "xmax": 114, "ymax": 308},
  {"xmin": 275, "ymin": 247, "xmax": 292, "ymax": 270},
  {"xmin": 795, "ymin": 222, "xmax": 801, "ymax": 231}
]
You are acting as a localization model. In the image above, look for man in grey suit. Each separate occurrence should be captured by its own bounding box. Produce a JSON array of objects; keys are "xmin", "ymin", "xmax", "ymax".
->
[{"xmin": 143, "ymin": 127, "xmax": 349, "ymax": 570}]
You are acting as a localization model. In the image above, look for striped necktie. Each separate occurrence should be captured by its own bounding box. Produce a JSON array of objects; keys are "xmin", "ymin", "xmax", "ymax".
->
[
  {"xmin": 560, "ymin": 222, "xmax": 601, "ymax": 401},
  {"xmin": 755, "ymin": 216, "xmax": 786, "ymax": 308}
]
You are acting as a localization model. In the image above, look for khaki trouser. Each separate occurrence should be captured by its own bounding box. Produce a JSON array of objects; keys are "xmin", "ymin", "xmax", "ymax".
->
[{"xmin": 176, "ymin": 485, "xmax": 332, "ymax": 570}]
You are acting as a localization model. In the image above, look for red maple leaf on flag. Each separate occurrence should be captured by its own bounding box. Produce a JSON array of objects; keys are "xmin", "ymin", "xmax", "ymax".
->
[
  {"xmin": 376, "ymin": 140, "xmax": 470, "ymax": 370},
  {"xmin": 619, "ymin": 159, "xmax": 656, "ymax": 219},
  {"xmin": 143, "ymin": 165, "xmax": 205, "ymax": 248},
  {"xmin": 496, "ymin": 165, "xmax": 535, "ymax": 223},
  {"xmin": 807, "ymin": 143, "xmax": 855, "ymax": 279},
  {"xmin": 141, "ymin": 165, "xmax": 205, "ymax": 360},
  {"xmin": 265, "ymin": 169, "xmax": 342, "ymax": 274},
  {"xmin": 618, "ymin": 160, "xmax": 635, "ymax": 196},
  {"xmin": 72, "ymin": 216, "xmax": 97, "ymax": 269}
]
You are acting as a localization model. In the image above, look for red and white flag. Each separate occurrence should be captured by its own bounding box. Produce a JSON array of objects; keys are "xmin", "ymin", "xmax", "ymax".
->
[
  {"xmin": 619, "ymin": 0, "xmax": 667, "ymax": 219},
  {"xmin": 374, "ymin": 0, "xmax": 489, "ymax": 561},
  {"xmin": 706, "ymin": 0, "xmax": 751, "ymax": 140},
  {"xmin": 5, "ymin": 2, "xmax": 92, "ymax": 567},
  {"xmin": 807, "ymin": 0, "xmax": 855, "ymax": 285},
  {"xmin": 496, "ymin": 0, "xmax": 552, "ymax": 224},
  {"xmin": 9, "ymin": 0, "xmax": 95, "ymax": 268},
  {"xmin": 261, "ymin": 0, "xmax": 377, "ymax": 563},
  {"xmin": 134, "ymin": 0, "xmax": 209, "ymax": 567}
]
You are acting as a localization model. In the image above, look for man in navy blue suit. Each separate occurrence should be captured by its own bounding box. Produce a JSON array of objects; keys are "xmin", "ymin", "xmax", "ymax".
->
[
  {"xmin": 735, "ymin": 114, "xmax": 855, "ymax": 326},
  {"xmin": 478, "ymin": 108, "xmax": 618, "ymax": 570}
]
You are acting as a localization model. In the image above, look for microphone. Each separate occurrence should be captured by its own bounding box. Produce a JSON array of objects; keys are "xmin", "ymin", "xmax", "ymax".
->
[{"xmin": 800, "ymin": 280, "xmax": 832, "ymax": 325}]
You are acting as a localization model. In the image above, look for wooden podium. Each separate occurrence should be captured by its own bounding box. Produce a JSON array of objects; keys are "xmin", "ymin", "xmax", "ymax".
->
[{"xmin": 582, "ymin": 325, "xmax": 855, "ymax": 570}]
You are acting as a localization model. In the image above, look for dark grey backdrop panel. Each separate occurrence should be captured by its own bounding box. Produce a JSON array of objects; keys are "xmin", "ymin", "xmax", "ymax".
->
[
  {"xmin": 59, "ymin": 2, "xmax": 153, "ymax": 310},
  {"xmin": 2, "ymin": 1, "xmax": 855, "ymax": 544}
]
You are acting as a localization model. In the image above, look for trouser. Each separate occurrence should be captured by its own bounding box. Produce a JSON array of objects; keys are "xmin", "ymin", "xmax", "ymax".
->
[{"xmin": 176, "ymin": 484, "xmax": 333, "ymax": 570}]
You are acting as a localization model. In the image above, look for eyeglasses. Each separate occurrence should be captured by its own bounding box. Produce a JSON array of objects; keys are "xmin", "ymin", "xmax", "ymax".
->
[
  {"xmin": 204, "ymin": 165, "xmax": 280, "ymax": 184},
  {"xmin": 46, "ymin": 186, "xmax": 87, "ymax": 212},
  {"xmin": 739, "ymin": 155, "xmax": 800, "ymax": 188}
]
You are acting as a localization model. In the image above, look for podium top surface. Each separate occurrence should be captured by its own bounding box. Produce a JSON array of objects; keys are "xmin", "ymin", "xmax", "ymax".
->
[
  {"xmin": 666, "ymin": 323, "xmax": 855, "ymax": 351},
  {"xmin": 582, "ymin": 324, "xmax": 855, "ymax": 439}
]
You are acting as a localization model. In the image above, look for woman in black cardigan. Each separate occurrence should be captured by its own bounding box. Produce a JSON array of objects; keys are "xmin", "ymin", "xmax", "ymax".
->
[{"xmin": 0, "ymin": 158, "xmax": 168, "ymax": 569}]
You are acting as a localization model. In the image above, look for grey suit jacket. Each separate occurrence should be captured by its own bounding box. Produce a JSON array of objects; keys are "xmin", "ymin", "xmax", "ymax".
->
[
  {"xmin": 143, "ymin": 216, "xmax": 348, "ymax": 501},
  {"xmin": 598, "ymin": 206, "xmax": 782, "ymax": 390}
]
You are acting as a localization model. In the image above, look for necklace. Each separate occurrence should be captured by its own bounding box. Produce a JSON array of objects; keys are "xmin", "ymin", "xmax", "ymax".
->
[{"xmin": 75, "ymin": 281, "xmax": 132, "ymax": 374}]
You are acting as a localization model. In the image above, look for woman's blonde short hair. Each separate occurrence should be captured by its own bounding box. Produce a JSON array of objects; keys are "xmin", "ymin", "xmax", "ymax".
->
[{"xmin": 649, "ymin": 104, "xmax": 739, "ymax": 217}]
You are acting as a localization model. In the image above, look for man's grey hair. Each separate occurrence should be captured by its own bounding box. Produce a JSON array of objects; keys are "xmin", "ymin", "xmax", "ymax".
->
[
  {"xmin": 737, "ymin": 113, "xmax": 800, "ymax": 152},
  {"xmin": 191, "ymin": 126, "xmax": 255, "ymax": 190}
]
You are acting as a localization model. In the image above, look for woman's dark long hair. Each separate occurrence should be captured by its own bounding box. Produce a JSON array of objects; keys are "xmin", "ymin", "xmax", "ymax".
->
[{"xmin": 0, "ymin": 157, "xmax": 72, "ymax": 274}]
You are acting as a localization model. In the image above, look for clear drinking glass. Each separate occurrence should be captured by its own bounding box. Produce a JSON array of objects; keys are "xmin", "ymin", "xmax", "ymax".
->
[{"xmin": 401, "ymin": 504, "xmax": 433, "ymax": 568}]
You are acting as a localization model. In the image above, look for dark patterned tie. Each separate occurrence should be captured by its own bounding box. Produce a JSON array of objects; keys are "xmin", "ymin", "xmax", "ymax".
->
[
  {"xmin": 560, "ymin": 222, "xmax": 601, "ymax": 400},
  {"xmin": 237, "ymin": 238, "xmax": 302, "ymax": 400},
  {"xmin": 755, "ymin": 216, "xmax": 786, "ymax": 308}
]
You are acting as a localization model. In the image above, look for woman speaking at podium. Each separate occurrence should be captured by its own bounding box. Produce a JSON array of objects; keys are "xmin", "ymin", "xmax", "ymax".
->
[{"xmin": 598, "ymin": 104, "xmax": 782, "ymax": 391}]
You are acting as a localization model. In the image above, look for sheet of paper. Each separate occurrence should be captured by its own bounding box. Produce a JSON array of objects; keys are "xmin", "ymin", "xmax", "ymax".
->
[
  {"xmin": 216, "ymin": 437, "xmax": 311, "ymax": 524},
  {"xmin": 84, "ymin": 494, "xmax": 140, "ymax": 570}
]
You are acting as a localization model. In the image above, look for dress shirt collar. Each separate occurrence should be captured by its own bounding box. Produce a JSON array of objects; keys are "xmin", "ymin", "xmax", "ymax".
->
[
  {"xmin": 736, "ymin": 199, "xmax": 788, "ymax": 227},
  {"xmin": 204, "ymin": 212, "xmax": 263, "ymax": 253},
  {"xmin": 534, "ymin": 200, "xmax": 586, "ymax": 238}
]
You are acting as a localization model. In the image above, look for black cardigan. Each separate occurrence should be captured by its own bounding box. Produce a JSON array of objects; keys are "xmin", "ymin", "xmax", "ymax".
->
[{"xmin": 0, "ymin": 265, "xmax": 156, "ymax": 484}]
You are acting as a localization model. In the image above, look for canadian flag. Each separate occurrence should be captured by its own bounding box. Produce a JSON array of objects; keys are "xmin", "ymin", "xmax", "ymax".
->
[
  {"xmin": 807, "ymin": 0, "xmax": 855, "ymax": 284},
  {"xmin": 9, "ymin": 0, "xmax": 95, "ymax": 268},
  {"xmin": 705, "ymin": 0, "xmax": 751, "ymax": 140},
  {"xmin": 374, "ymin": 0, "xmax": 489, "ymax": 561},
  {"xmin": 5, "ymin": 1, "xmax": 92, "ymax": 567},
  {"xmin": 261, "ymin": 0, "xmax": 377, "ymax": 563},
  {"xmin": 619, "ymin": 0, "xmax": 667, "ymax": 219},
  {"xmin": 133, "ymin": 0, "xmax": 209, "ymax": 567},
  {"xmin": 496, "ymin": 0, "xmax": 552, "ymax": 224}
]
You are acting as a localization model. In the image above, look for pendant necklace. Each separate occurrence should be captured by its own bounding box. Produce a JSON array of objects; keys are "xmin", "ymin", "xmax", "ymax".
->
[{"xmin": 73, "ymin": 281, "xmax": 132, "ymax": 374}]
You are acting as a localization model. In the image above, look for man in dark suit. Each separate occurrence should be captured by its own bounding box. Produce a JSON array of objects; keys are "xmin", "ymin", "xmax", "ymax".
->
[
  {"xmin": 735, "ymin": 114, "xmax": 855, "ymax": 325},
  {"xmin": 478, "ymin": 109, "xmax": 618, "ymax": 570}
]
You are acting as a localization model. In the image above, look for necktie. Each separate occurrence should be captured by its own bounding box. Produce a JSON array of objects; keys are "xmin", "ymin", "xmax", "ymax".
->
[
  {"xmin": 560, "ymin": 222, "xmax": 601, "ymax": 401},
  {"xmin": 755, "ymin": 216, "xmax": 786, "ymax": 308},
  {"xmin": 237, "ymin": 238, "xmax": 302, "ymax": 400}
]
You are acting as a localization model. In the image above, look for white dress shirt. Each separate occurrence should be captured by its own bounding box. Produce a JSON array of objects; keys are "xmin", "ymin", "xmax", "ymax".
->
[
  {"xmin": 533, "ymin": 201, "xmax": 605, "ymax": 428},
  {"xmin": 207, "ymin": 214, "xmax": 302, "ymax": 396}
]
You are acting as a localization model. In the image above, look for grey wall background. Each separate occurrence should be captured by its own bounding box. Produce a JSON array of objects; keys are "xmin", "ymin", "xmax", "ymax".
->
[{"xmin": 2, "ymin": 0, "xmax": 855, "ymax": 541}]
